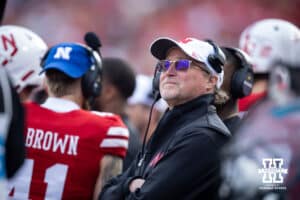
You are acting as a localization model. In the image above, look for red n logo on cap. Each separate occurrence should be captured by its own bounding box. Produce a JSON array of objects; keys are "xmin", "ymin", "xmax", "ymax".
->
[{"xmin": 180, "ymin": 38, "xmax": 193, "ymax": 44}]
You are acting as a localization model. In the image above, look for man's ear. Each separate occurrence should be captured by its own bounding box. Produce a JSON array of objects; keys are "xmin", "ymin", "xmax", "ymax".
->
[{"xmin": 206, "ymin": 75, "xmax": 218, "ymax": 91}]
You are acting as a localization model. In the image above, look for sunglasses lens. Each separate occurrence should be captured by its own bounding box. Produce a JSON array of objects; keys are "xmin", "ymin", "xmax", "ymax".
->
[
  {"xmin": 175, "ymin": 59, "xmax": 190, "ymax": 71},
  {"xmin": 157, "ymin": 60, "xmax": 191, "ymax": 72},
  {"xmin": 157, "ymin": 61, "xmax": 168, "ymax": 72},
  {"xmin": 164, "ymin": 60, "xmax": 171, "ymax": 71},
  {"xmin": 158, "ymin": 60, "xmax": 171, "ymax": 72}
]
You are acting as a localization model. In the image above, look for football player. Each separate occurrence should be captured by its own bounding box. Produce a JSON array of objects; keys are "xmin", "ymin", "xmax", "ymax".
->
[{"xmin": 8, "ymin": 42, "xmax": 129, "ymax": 200}]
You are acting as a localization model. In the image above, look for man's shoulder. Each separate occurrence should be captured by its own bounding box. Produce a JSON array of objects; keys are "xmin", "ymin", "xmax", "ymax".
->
[
  {"xmin": 88, "ymin": 110, "xmax": 124, "ymax": 124},
  {"xmin": 172, "ymin": 110, "xmax": 231, "ymax": 146},
  {"xmin": 182, "ymin": 108, "xmax": 231, "ymax": 137}
]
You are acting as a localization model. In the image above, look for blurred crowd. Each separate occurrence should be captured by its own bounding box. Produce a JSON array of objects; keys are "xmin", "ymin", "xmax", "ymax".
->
[{"xmin": 4, "ymin": 0, "xmax": 300, "ymax": 74}]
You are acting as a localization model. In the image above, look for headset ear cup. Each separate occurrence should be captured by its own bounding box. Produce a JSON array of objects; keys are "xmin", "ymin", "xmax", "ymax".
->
[
  {"xmin": 208, "ymin": 54, "xmax": 223, "ymax": 73},
  {"xmin": 231, "ymin": 68, "xmax": 254, "ymax": 99},
  {"xmin": 205, "ymin": 40, "xmax": 225, "ymax": 73},
  {"xmin": 230, "ymin": 71, "xmax": 239, "ymax": 98},
  {"xmin": 242, "ymin": 70, "xmax": 254, "ymax": 97},
  {"xmin": 81, "ymin": 64, "xmax": 102, "ymax": 99},
  {"xmin": 152, "ymin": 67, "xmax": 161, "ymax": 99},
  {"xmin": 81, "ymin": 48, "xmax": 102, "ymax": 100}
]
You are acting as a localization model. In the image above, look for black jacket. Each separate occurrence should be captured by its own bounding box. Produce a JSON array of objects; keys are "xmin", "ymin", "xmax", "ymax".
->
[
  {"xmin": 223, "ymin": 115, "xmax": 241, "ymax": 135},
  {"xmin": 99, "ymin": 94, "xmax": 231, "ymax": 200}
]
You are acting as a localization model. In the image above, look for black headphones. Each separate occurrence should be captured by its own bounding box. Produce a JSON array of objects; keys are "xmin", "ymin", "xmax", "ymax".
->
[
  {"xmin": 41, "ymin": 44, "xmax": 102, "ymax": 100},
  {"xmin": 80, "ymin": 47, "xmax": 102, "ymax": 99},
  {"xmin": 222, "ymin": 47, "xmax": 254, "ymax": 99},
  {"xmin": 152, "ymin": 64, "xmax": 161, "ymax": 100},
  {"xmin": 205, "ymin": 39, "xmax": 226, "ymax": 74}
]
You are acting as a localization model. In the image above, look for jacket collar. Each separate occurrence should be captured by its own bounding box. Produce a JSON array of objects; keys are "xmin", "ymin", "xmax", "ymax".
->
[
  {"xmin": 166, "ymin": 94, "xmax": 214, "ymax": 118},
  {"xmin": 147, "ymin": 94, "xmax": 215, "ymax": 151}
]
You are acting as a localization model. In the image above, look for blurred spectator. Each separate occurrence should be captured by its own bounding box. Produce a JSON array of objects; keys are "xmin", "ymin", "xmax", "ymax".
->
[
  {"xmin": 238, "ymin": 18, "xmax": 299, "ymax": 112},
  {"xmin": 0, "ymin": 68, "xmax": 25, "ymax": 200},
  {"xmin": 0, "ymin": 25, "xmax": 48, "ymax": 102},
  {"xmin": 217, "ymin": 47, "xmax": 254, "ymax": 133},
  {"xmin": 219, "ymin": 28, "xmax": 300, "ymax": 200},
  {"xmin": 93, "ymin": 57, "xmax": 141, "ymax": 171},
  {"xmin": 127, "ymin": 74, "xmax": 167, "ymax": 142}
]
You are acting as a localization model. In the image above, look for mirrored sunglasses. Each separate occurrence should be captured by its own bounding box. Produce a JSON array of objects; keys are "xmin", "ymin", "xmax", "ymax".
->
[
  {"xmin": 156, "ymin": 59, "xmax": 210, "ymax": 74},
  {"xmin": 156, "ymin": 59, "xmax": 193, "ymax": 72}
]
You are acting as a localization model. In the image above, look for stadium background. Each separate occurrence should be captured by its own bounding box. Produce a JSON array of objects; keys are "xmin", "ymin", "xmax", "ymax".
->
[{"xmin": 3, "ymin": 0, "xmax": 300, "ymax": 74}]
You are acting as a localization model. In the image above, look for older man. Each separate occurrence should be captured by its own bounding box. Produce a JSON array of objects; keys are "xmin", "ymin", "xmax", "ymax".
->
[{"xmin": 99, "ymin": 37, "xmax": 231, "ymax": 200}]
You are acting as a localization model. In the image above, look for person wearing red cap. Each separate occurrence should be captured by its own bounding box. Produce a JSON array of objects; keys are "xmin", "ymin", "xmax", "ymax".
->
[{"xmin": 99, "ymin": 37, "xmax": 231, "ymax": 200}]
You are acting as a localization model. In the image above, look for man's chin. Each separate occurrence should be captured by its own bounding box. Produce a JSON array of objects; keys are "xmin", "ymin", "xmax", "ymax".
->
[{"xmin": 161, "ymin": 91, "xmax": 178, "ymax": 101}]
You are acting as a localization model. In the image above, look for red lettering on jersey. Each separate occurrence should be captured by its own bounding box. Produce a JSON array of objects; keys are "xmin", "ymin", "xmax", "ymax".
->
[{"xmin": 8, "ymin": 102, "xmax": 129, "ymax": 199}]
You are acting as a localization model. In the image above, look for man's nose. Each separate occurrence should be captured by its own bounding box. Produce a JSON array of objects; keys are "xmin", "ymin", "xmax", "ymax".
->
[{"xmin": 165, "ymin": 63, "xmax": 177, "ymax": 75}]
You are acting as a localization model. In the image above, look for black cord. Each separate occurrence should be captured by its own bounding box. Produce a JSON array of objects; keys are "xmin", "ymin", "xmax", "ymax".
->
[{"xmin": 137, "ymin": 92, "xmax": 161, "ymax": 175}]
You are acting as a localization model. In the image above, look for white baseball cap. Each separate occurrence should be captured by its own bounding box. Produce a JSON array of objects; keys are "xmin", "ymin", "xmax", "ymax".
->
[{"xmin": 150, "ymin": 37, "xmax": 225, "ymax": 88}]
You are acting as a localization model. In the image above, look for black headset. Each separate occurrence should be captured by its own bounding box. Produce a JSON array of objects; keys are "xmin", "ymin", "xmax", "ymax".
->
[
  {"xmin": 205, "ymin": 39, "xmax": 226, "ymax": 74},
  {"xmin": 222, "ymin": 47, "xmax": 254, "ymax": 99},
  {"xmin": 41, "ymin": 44, "xmax": 102, "ymax": 100},
  {"xmin": 152, "ymin": 63, "xmax": 161, "ymax": 100},
  {"xmin": 80, "ymin": 47, "xmax": 102, "ymax": 99}
]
